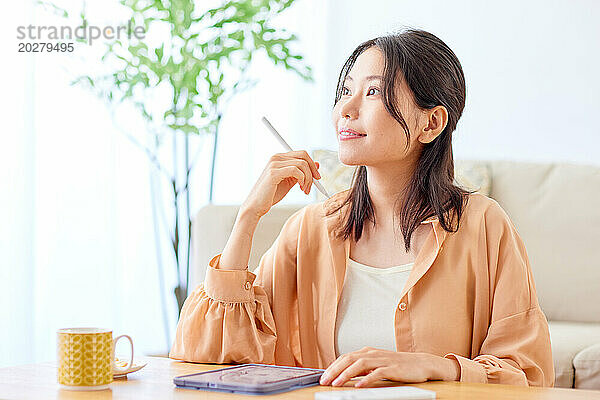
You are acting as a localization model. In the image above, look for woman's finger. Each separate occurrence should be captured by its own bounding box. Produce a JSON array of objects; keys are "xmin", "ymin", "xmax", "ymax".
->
[
  {"xmin": 354, "ymin": 367, "xmax": 388, "ymax": 388},
  {"xmin": 287, "ymin": 157, "xmax": 312, "ymax": 190},
  {"xmin": 330, "ymin": 358, "xmax": 376, "ymax": 386},
  {"xmin": 320, "ymin": 354, "xmax": 355, "ymax": 385},
  {"xmin": 294, "ymin": 159, "xmax": 312, "ymax": 192},
  {"xmin": 276, "ymin": 165, "xmax": 306, "ymax": 190},
  {"xmin": 287, "ymin": 150, "xmax": 320, "ymax": 179},
  {"xmin": 271, "ymin": 160, "xmax": 309, "ymax": 190}
]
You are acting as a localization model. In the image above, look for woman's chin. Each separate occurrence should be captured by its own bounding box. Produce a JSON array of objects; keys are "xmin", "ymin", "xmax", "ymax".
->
[{"xmin": 338, "ymin": 153, "xmax": 365, "ymax": 166}]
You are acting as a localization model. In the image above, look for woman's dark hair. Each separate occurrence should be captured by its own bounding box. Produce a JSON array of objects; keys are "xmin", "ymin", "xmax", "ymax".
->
[{"xmin": 327, "ymin": 28, "xmax": 476, "ymax": 252}]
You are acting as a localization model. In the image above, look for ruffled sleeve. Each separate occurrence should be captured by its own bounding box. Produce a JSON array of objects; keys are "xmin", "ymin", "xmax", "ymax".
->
[
  {"xmin": 443, "ymin": 307, "xmax": 554, "ymax": 386},
  {"xmin": 168, "ymin": 254, "xmax": 277, "ymax": 364},
  {"xmin": 168, "ymin": 208, "xmax": 305, "ymax": 364},
  {"xmin": 444, "ymin": 201, "xmax": 555, "ymax": 387}
]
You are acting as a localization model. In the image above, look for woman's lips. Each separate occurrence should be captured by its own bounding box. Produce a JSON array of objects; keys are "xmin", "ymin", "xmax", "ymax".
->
[
  {"xmin": 339, "ymin": 133, "xmax": 366, "ymax": 141},
  {"xmin": 338, "ymin": 129, "xmax": 367, "ymax": 141}
]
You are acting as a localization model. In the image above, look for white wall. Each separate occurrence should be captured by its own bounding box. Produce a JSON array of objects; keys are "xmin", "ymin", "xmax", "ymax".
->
[
  {"xmin": 179, "ymin": 0, "xmax": 600, "ymax": 208},
  {"xmin": 317, "ymin": 0, "xmax": 600, "ymax": 167}
]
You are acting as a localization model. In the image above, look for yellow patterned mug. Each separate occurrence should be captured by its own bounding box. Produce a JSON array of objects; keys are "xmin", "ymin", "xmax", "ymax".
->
[{"xmin": 57, "ymin": 327, "xmax": 134, "ymax": 390}]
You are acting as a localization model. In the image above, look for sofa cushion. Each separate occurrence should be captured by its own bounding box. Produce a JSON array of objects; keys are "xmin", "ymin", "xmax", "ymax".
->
[
  {"xmin": 454, "ymin": 159, "xmax": 492, "ymax": 196},
  {"xmin": 311, "ymin": 150, "xmax": 491, "ymax": 202},
  {"xmin": 311, "ymin": 150, "xmax": 356, "ymax": 201},
  {"xmin": 548, "ymin": 321, "xmax": 600, "ymax": 388},
  {"xmin": 574, "ymin": 343, "xmax": 600, "ymax": 389},
  {"xmin": 487, "ymin": 161, "xmax": 600, "ymax": 323}
]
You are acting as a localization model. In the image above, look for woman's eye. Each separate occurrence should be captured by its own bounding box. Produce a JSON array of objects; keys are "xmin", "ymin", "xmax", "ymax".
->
[{"xmin": 341, "ymin": 86, "xmax": 379, "ymax": 96}]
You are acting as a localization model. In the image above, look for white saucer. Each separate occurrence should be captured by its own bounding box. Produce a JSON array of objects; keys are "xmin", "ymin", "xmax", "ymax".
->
[
  {"xmin": 113, "ymin": 362, "xmax": 147, "ymax": 378},
  {"xmin": 59, "ymin": 383, "xmax": 110, "ymax": 391}
]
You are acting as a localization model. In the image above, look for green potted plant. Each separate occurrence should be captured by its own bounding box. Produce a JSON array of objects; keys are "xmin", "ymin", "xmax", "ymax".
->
[{"xmin": 38, "ymin": 0, "xmax": 313, "ymax": 346}]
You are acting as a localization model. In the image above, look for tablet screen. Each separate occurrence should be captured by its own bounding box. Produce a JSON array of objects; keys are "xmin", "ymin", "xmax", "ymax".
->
[{"xmin": 189, "ymin": 364, "xmax": 320, "ymax": 385}]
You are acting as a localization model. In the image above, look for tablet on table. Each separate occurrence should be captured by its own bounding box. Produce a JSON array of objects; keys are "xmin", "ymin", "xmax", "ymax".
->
[{"xmin": 173, "ymin": 363, "xmax": 325, "ymax": 395}]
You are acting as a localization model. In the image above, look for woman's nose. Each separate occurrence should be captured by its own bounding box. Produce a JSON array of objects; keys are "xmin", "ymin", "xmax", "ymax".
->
[{"xmin": 339, "ymin": 98, "xmax": 358, "ymax": 120}]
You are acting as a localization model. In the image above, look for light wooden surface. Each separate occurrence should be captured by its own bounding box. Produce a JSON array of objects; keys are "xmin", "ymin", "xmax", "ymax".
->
[{"xmin": 1, "ymin": 356, "xmax": 599, "ymax": 399}]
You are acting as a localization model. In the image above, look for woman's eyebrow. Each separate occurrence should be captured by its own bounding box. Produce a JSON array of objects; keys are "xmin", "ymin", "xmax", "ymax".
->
[{"xmin": 345, "ymin": 75, "xmax": 383, "ymax": 82}]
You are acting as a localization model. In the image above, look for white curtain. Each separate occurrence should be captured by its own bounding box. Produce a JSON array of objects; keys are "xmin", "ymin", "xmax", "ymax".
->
[{"xmin": 0, "ymin": 0, "xmax": 331, "ymax": 367}]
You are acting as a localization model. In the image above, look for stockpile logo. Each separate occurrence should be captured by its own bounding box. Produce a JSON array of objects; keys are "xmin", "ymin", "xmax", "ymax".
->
[{"xmin": 17, "ymin": 19, "xmax": 146, "ymax": 52}]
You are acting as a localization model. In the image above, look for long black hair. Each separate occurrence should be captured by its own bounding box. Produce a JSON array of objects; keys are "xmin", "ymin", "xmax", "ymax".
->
[{"xmin": 326, "ymin": 28, "xmax": 475, "ymax": 252}]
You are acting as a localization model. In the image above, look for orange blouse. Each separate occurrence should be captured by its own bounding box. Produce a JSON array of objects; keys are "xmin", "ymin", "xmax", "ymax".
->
[{"xmin": 169, "ymin": 190, "xmax": 555, "ymax": 387}]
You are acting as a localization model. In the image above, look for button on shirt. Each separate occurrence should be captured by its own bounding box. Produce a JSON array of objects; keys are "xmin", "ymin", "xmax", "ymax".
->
[{"xmin": 335, "ymin": 258, "xmax": 414, "ymax": 357}]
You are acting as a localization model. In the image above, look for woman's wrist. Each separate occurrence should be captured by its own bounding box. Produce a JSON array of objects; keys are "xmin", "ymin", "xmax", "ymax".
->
[
  {"xmin": 237, "ymin": 206, "xmax": 262, "ymax": 227},
  {"xmin": 425, "ymin": 353, "xmax": 460, "ymax": 381},
  {"xmin": 218, "ymin": 208, "xmax": 261, "ymax": 271}
]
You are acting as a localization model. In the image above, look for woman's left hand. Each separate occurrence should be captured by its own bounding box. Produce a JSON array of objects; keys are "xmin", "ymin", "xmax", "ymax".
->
[{"xmin": 319, "ymin": 347, "xmax": 456, "ymax": 388}]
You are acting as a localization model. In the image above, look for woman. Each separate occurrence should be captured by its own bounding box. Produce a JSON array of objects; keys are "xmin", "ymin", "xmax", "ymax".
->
[{"xmin": 169, "ymin": 29, "xmax": 555, "ymax": 388}]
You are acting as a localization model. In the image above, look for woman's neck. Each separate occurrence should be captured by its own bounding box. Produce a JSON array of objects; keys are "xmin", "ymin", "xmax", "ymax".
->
[{"xmin": 365, "ymin": 159, "xmax": 418, "ymax": 227}]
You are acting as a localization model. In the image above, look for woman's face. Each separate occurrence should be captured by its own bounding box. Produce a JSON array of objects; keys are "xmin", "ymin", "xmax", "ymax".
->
[{"xmin": 332, "ymin": 46, "xmax": 425, "ymax": 167}]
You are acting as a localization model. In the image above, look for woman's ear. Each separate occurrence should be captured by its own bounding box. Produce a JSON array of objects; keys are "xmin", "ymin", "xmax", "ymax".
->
[{"xmin": 418, "ymin": 105, "xmax": 448, "ymax": 144}]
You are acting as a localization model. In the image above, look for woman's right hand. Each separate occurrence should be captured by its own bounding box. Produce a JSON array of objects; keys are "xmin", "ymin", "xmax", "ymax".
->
[{"xmin": 241, "ymin": 150, "xmax": 321, "ymax": 220}]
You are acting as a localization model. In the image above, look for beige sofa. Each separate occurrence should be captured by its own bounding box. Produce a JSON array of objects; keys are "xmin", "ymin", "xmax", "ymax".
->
[{"xmin": 190, "ymin": 152, "xmax": 600, "ymax": 389}]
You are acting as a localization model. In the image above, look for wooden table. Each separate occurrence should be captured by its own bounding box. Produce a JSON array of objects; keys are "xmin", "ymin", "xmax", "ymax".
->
[{"xmin": 1, "ymin": 356, "xmax": 599, "ymax": 399}]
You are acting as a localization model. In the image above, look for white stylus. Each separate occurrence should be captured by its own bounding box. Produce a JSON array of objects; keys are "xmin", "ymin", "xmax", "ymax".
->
[{"xmin": 261, "ymin": 116, "xmax": 331, "ymax": 199}]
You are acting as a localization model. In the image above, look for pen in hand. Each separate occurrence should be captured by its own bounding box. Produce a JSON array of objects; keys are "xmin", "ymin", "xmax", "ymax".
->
[{"xmin": 261, "ymin": 116, "xmax": 331, "ymax": 199}]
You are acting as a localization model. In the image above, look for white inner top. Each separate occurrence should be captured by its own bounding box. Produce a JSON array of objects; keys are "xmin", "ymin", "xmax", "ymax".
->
[{"xmin": 334, "ymin": 257, "xmax": 413, "ymax": 358}]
